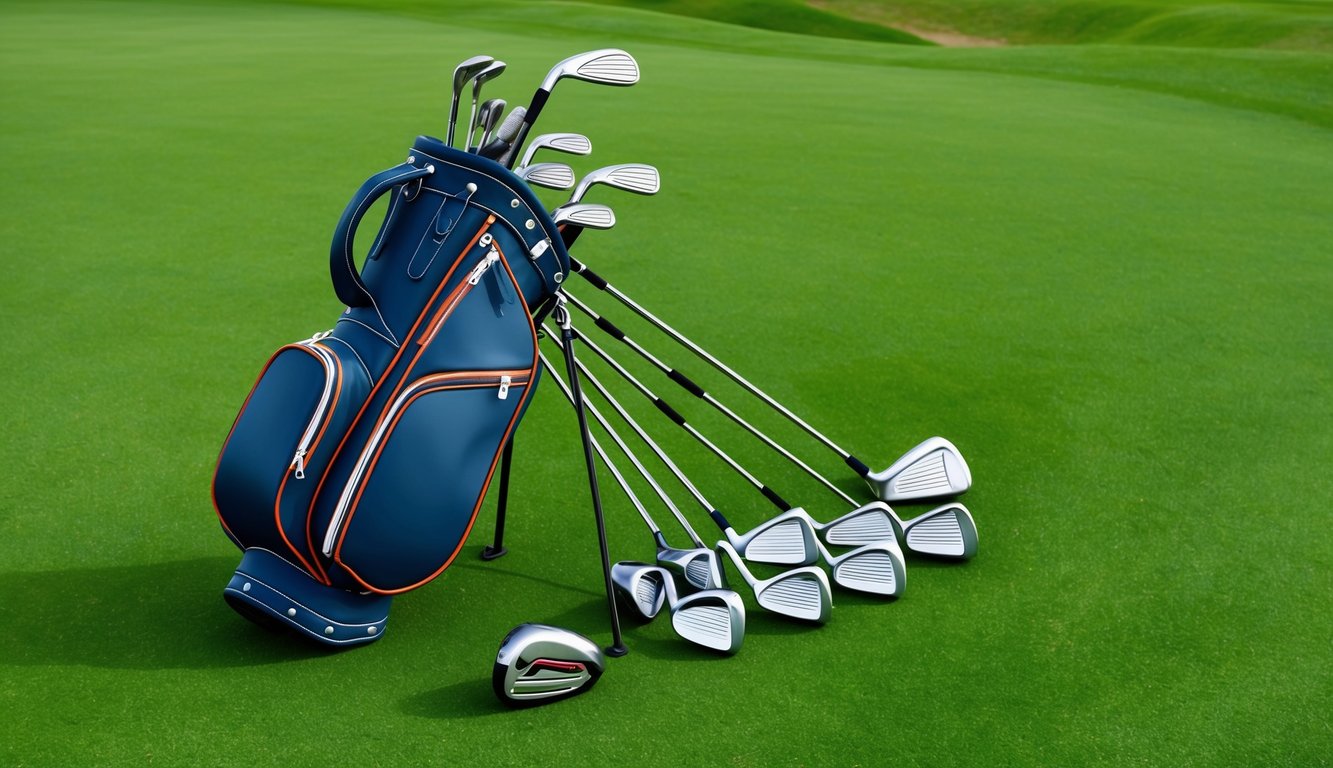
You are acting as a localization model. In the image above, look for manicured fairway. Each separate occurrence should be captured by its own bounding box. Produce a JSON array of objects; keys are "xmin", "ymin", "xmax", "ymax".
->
[{"xmin": 1, "ymin": 1, "xmax": 1329, "ymax": 766}]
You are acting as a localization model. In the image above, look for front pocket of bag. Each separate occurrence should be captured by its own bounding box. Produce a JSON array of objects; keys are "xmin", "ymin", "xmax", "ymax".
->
[
  {"xmin": 213, "ymin": 337, "xmax": 369, "ymax": 573},
  {"xmin": 323, "ymin": 370, "xmax": 532, "ymax": 593}
]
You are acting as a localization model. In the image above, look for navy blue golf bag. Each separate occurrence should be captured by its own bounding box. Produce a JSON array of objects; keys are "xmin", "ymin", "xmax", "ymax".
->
[{"xmin": 212, "ymin": 137, "xmax": 571, "ymax": 647}]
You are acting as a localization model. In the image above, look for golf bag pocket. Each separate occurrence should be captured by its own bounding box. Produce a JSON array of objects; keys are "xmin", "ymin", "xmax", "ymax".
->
[
  {"xmin": 322, "ymin": 368, "xmax": 532, "ymax": 594},
  {"xmin": 214, "ymin": 334, "xmax": 371, "ymax": 574}
]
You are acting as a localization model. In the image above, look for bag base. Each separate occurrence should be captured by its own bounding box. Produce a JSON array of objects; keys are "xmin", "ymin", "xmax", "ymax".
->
[{"xmin": 223, "ymin": 548, "xmax": 393, "ymax": 648}]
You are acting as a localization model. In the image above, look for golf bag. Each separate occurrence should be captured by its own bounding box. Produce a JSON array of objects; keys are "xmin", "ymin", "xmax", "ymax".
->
[{"xmin": 212, "ymin": 137, "xmax": 571, "ymax": 646}]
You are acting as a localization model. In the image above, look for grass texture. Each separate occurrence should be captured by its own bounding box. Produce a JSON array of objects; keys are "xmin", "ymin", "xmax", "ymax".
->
[{"xmin": 1, "ymin": 0, "xmax": 1330, "ymax": 766}]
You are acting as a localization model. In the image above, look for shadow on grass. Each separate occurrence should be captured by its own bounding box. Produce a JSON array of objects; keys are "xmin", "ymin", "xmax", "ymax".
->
[{"xmin": 0, "ymin": 556, "xmax": 343, "ymax": 670}]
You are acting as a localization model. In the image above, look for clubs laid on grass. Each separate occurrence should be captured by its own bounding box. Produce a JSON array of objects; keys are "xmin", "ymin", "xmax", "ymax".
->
[
  {"xmin": 563, "ymin": 293, "xmax": 977, "ymax": 559},
  {"xmin": 565, "ymin": 256, "xmax": 972, "ymax": 502},
  {"xmin": 610, "ymin": 562, "xmax": 745, "ymax": 653},
  {"xmin": 493, "ymin": 623, "xmax": 605, "ymax": 708}
]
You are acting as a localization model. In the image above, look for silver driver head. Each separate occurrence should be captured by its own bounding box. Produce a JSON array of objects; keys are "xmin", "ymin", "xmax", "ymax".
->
[{"xmin": 493, "ymin": 623, "xmax": 605, "ymax": 708}]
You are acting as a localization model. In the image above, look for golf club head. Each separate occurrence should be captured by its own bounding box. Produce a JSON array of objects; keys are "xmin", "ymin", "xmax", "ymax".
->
[
  {"xmin": 715, "ymin": 541, "xmax": 832, "ymax": 624},
  {"xmin": 570, "ymin": 163, "xmax": 661, "ymax": 203},
  {"xmin": 900, "ymin": 502, "xmax": 978, "ymax": 559},
  {"xmin": 471, "ymin": 98, "xmax": 505, "ymax": 150},
  {"xmin": 817, "ymin": 538, "xmax": 906, "ymax": 598},
  {"xmin": 448, "ymin": 54, "xmax": 494, "ymax": 146},
  {"xmin": 663, "ymin": 579, "xmax": 746, "ymax": 655},
  {"xmin": 518, "ymin": 132, "xmax": 592, "ymax": 169},
  {"xmin": 611, "ymin": 561, "xmax": 666, "ymax": 621},
  {"xmin": 717, "ymin": 508, "xmax": 819, "ymax": 566},
  {"xmin": 541, "ymin": 48, "xmax": 639, "ymax": 92},
  {"xmin": 816, "ymin": 503, "xmax": 898, "ymax": 547},
  {"xmin": 466, "ymin": 60, "xmax": 507, "ymax": 151},
  {"xmin": 493, "ymin": 623, "xmax": 605, "ymax": 708},
  {"xmin": 517, "ymin": 162, "xmax": 576, "ymax": 191},
  {"xmin": 865, "ymin": 436, "xmax": 972, "ymax": 502},
  {"xmin": 656, "ymin": 544, "xmax": 725, "ymax": 591},
  {"xmin": 552, "ymin": 203, "xmax": 615, "ymax": 230}
]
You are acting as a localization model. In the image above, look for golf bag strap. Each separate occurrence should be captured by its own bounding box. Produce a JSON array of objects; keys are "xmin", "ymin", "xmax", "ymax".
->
[{"xmin": 330, "ymin": 160, "xmax": 434, "ymax": 308}]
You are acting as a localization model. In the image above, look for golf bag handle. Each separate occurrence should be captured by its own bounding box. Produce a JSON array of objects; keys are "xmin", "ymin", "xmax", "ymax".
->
[{"xmin": 330, "ymin": 160, "xmax": 434, "ymax": 308}]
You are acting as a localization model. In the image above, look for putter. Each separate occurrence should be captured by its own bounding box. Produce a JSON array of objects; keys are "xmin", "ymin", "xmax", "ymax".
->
[{"xmin": 493, "ymin": 623, "xmax": 605, "ymax": 708}]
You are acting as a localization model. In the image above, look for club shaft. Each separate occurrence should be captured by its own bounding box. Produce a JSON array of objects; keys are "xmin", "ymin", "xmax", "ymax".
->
[
  {"xmin": 568, "ymin": 257, "xmax": 872, "ymax": 477},
  {"xmin": 554, "ymin": 311, "xmax": 626, "ymax": 656},
  {"xmin": 544, "ymin": 322, "xmax": 714, "ymax": 545},
  {"xmin": 565, "ymin": 292, "xmax": 859, "ymax": 507}
]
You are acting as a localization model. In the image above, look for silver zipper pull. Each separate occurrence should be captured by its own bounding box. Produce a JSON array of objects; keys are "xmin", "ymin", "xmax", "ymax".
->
[
  {"xmin": 292, "ymin": 449, "xmax": 307, "ymax": 479},
  {"xmin": 497, "ymin": 375, "xmax": 511, "ymax": 400},
  {"xmin": 468, "ymin": 249, "xmax": 500, "ymax": 285}
]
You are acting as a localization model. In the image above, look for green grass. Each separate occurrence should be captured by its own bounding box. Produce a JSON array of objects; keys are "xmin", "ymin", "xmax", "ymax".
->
[{"xmin": 2, "ymin": 0, "xmax": 1330, "ymax": 766}]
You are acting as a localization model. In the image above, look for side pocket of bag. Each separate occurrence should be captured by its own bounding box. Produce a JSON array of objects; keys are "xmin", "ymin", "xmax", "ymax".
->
[
  {"xmin": 320, "ymin": 369, "xmax": 533, "ymax": 593},
  {"xmin": 213, "ymin": 334, "xmax": 371, "ymax": 577}
]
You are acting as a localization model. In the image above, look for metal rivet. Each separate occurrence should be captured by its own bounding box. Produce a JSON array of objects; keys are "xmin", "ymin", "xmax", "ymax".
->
[
  {"xmin": 525, "ymin": 219, "xmax": 535, "ymax": 230},
  {"xmin": 425, "ymin": 164, "xmax": 435, "ymax": 174},
  {"xmin": 324, "ymin": 626, "xmax": 335, "ymax": 636},
  {"xmin": 510, "ymin": 199, "xmax": 520, "ymax": 209},
  {"xmin": 407, "ymin": 155, "xmax": 415, "ymax": 163},
  {"xmin": 553, "ymin": 273, "xmax": 564, "ymax": 284},
  {"xmin": 287, "ymin": 608, "xmax": 297, "ymax": 618},
  {"xmin": 466, "ymin": 183, "xmax": 477, "ymax": 193},
  {"xmin": 242, "ymin": 582, "xmax": 251, "ymax": 592},
  {"xmin": 368, "ymin": 626, "xmax": 379, "ymax": 635}
]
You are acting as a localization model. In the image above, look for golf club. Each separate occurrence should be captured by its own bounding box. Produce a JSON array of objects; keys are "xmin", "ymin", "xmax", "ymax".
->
[
  {"xmin": 565, "ymin": 292, "xmax": 978, "ymax": 558},
  {"xmin": 571, "ymin": 325, "xmax": 906, "ymax": 596},
  {"xmin": 552, "ymin": 203, "xmax": 616, "ymax": 231},
  {"xmin": 516, "ymin": 162, "xmax": 576, "ymax": 191},
  {"xmin": 609, "ymin": 562, "xmax": 745, "ymax": 654},
  {"xmin": 479, "ymin": 106, "xmax": 526, "ymax": 161},
  {"xmin": 465, "ymin": 60, "xmax": 506, "ymax": 155},
  {"xmin": 447, "ymin": 54, "xmax": 493, "ymax": 148},
  {"xmin": 506, "ymin": 49, "xmax": 639, "ymax": 169},
  {"xmin": 566, "ymin": 256, "xmax": 973, "ymax": 501},
  {"xmin": 542, "ymin": 348, "xmax": 832, "ymax": 621},
  {"xmin": 543, "ymin": 323, "xmax": 819, "ymax": 567},
  {"xmin": 493, "ymin": 623, "xmax": 604, "ymax": 708},
  {"xmin": 470, "ymin": 97, "xmax": 505, "ymax": 152},
  {"xmin": 516, "ymin": 132, "xmax": 593, "ymax": 170}
]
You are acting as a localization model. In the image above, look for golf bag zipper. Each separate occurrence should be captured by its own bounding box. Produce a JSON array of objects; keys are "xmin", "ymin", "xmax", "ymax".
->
[
  {"xmin": 290, "ymin": 335, "xmax": 338, "ymax": 480},
  {"xmin": 418, "ymin": 245, "xmax": 501, "ymax": 347},
  {"xmin": 321, "ymin": 369, "xmax": 532, "ymax": 557}
]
